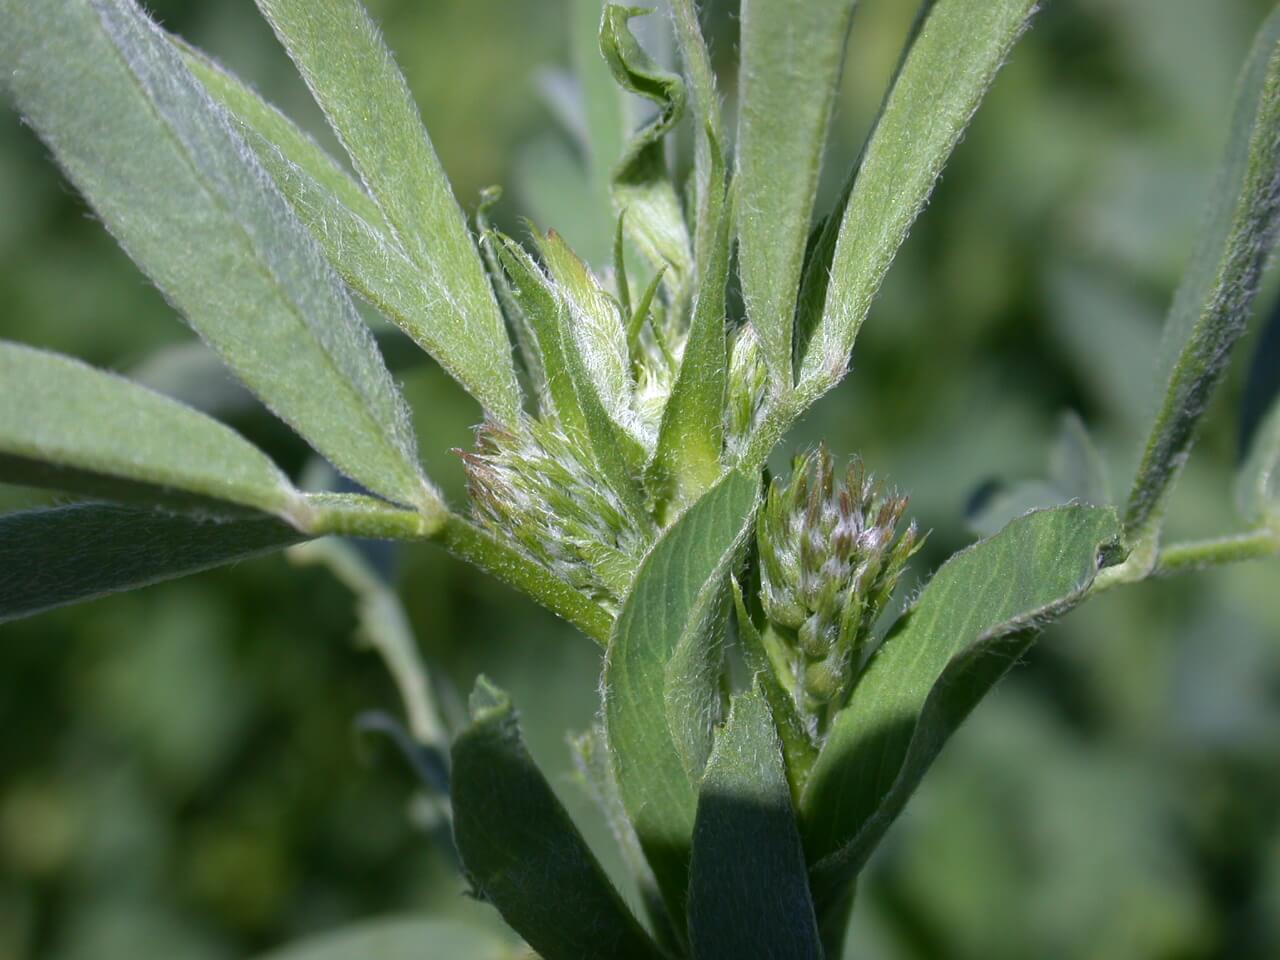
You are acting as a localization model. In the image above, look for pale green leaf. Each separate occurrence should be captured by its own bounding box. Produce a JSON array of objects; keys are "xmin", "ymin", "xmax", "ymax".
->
[
  {"xmin": 688, "ymin": 685, "xmax": 822, "ymax": 960},
  {"xmin": 181, "ymin": 42, "xmax": 517, "ymax": 418},
  {"xmin": 600, "ymin": 5, "xmax": 694, "ymax": 298},
  {"xmin": 491, "ymin": 235, "xmax": 648, "ymax": 521},
  {"xmin": 736, "ymin": 0, "xmax": 857, "ymax": 390},
  {"xmin": 532, "ymin": 229, "xmax": 636, "ymax": 436},
  {"xmin": 451, "ymin": 678, "xmax": 663, "ymax": 960},
  {"xmin": 1127, "ymin": 7, "xmax": 1280, "ymax": 547},
  {"xmin": 0, "ymin": 341, "xmax": 301, "ymax": 520},
  {"xmin": 0, "ymin": 503, "xmax": 305, "ymax": 624},
  {"xmin": 801, "ymin": 506, "xmax": 1121, "ymax": 916},
  {"xmin": 0, "ymin": 0, "xmax": 432, "ymax": 511},
  {"xmin": 258, "ymin": 917, "xmax": 513, "ymax": 960},
  {"xmin": 603, "ymin": 470, "xmax": 759, "ymax": 929},
  {"xmin": 254, "ymin": 0, "xmax": 520, "ymax": 424},
  {"xmin": 798, "ymin": 0, "xmax": 1039, "ymax": 390}
]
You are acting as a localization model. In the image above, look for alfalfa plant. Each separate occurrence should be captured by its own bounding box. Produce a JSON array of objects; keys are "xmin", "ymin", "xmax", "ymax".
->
[{"xmin": 2, "ymin": 0, "xmax": 1279, "ymax": 956}]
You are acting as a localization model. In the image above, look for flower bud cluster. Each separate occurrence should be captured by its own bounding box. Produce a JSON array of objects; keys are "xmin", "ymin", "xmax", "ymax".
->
[
  {"xmin": 758, "ymin": 447, "xmax": 920, "ymax": 717},
  {"xmin": 461, "ymin": 421, "xmax": 651, "ymax": 612}
]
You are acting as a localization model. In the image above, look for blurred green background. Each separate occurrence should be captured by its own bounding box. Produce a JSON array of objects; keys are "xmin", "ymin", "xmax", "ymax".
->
[{"xmin": 2, "ymin": 0, "xmax": 1280, "ymax": 957}]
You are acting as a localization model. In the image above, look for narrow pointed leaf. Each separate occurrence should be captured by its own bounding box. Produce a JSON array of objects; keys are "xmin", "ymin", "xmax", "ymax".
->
[
  {"xmin": 0, "ymin": 341, "xmax": 301, "ymax": 519},
  {"xmin": 492, "ymin": 235, "xmax": 647, "ymax": 520},
  {"xmin": 801, "ymin": 506, "xmax": 1120, "ymax": 910},
  {"xmin": 600, "ymin": 6, "xmax": 693, "ymax": 295},
  {"xmin": 0, "ymin": 503, "xmax": 306, "ymax": 624},
  {"xmin": 604, "ymin": 470, "xmax": 760, "ymax": 929},
  {"xmin": 799, "ymin": 0, "xmax": 1039, "ymax": 389},
  {"xmin": 451, "ymin": 678, "xmax": 663, "ymax": 960},
  {"xmin": 259, "ymin": 918, "xmax": 512, "ymax": 960},
  {"xmin": 736, "ymin": 0, "xmax": 857, "ymax": 389},
  {"xmin": 1126, "ymin": 8, "xmax": 1280, "ymax": 547},
  {"xmin": 0, "ymin": 0, "xmax": 431, "ymax": 511},
  {"xmin": 181, "ymin": 43, "xmax": 516, "ymax": 417},
  {"xmin": 174, "ymin": 38, "xmax": 387, "ymax": 230},
  {"xmin": 649, "ymin": 157, "xmax": 730, "ymax": 517},
  {"xmin": 688, "ymin": 685, "xmax": 822, "ymax": 960},
  {"xmin": 533, "ymin": 229, "xmax": 636, "ymax": 436},
  {"xmin": 254, "ymin": 0, "xmax": 520, "ymax": 423}
]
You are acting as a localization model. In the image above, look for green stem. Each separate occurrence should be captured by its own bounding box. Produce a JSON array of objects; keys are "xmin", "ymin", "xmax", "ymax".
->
[
  {"xmin": 438, "ymin": 514, "xmax": 614, "ymax": 647},
  {"xmin": 1095, "ymin": 526, "xmax": 1280, "ymax": 591},
  {"xmin": 1153, "ymin": 528, "xmax": 1280, "ymax": 576}
]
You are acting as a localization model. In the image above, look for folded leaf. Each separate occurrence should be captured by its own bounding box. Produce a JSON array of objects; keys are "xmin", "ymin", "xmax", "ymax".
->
[
  {"xmin": 648, "ymin": 151, "xmax": 731, "ymax": 518},
  {"xmin": 736, "ymin": 0, "xmax": 857, "ymax": 390},
  {"xmin": 801, "ymin": 505, "xmax": 1121, "ymax": 912},
  {"xmin": 0, "ymin": 341, "xmax": 302, "ymax": 520},
  {"xmin": 688, "ymin": 685, "xmax": 822, "ymax": 960},
  {"xmin": 798, "ymin": 0, "xmax": 1039, "ymax": 390},
  {"xmin": 253, "ymin": 0, "xmax": 520, "ymax": 424},
  {"xmin": 451, "ymin": 678, "xmax": 663, "ymax": 960},
  {"xmin": 0, "ymin": 503, "xmax": 305, "ymax": 624},
  {"xmin": 603, "ymin": 470, "xmax": 759, "ymax": 930},
  {"xmin": 258, "ymin": 917, "xmax": 512, "ymax": 960},
  {"xmin": 600, "ymin": 6, "xmax": 693, "ymax": 297},
  {"xmin": 0, "ymin": 0, "xmax": 432, "ymax": 511},
  {"xmin": 1125, "ymin": 7, "xmax": 1280, "ymax": 548}
]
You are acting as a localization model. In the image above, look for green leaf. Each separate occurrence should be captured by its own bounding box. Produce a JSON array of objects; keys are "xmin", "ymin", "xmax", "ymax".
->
[
  {"xmin": 649, "ymin": 148, "xmax": 731, "ymax": 518},
  {"xmin": 490, "ymin": 235, "xmax": 647, "ymax": 522},
  {"xmin": 180, "ymin": 42, "xmax": 516, "ymax": 420},
  {"xmin": 0, "ymin": 503, "xmax": 305, "ymax": 624},
  {"xmin": 0, "ymin": 341, "xmax": 301, "ymax": 520},
  {"xmin": 253, "ymin": 0, "xmax": 520, "ymax": 424},
  {"xmin": 258, "ymin": 917, "xmax": 513, "ymax": 960},
  {"xmin": 731, "ymin": 579, "xmax": 818, "ymax": 800},
  {"xmin": 1238, "ymin": 301, "xmax": 1280, "ymax": 526},
  {"xmin": 451, "ymin": 678, "xmax": 663, "ymax": 960},
  {"xmin": 1126, "ymin": 7, "xmax": 1280, "ymax": 550},
  {"xmin": 0, "ymin": 0, "xmax": 432, "ymax": 512},
  {"xmin": 798, "ymin": 0, "xmax": 1039, "ymax": 391},
  {"xmin": 800, "ymin": 505, "xmax": 1120, "ymax": 913},
  {"xmin": 736, "ymin": 0, "xmax": 857, "ymax": 390},
  {"xmin": 688, "ymin": 685, "xmax": 822, "ymax": 960},
  {"xmin": 603, "ymin": 470, "xmax": 760, "ymax": 930},
  {"xmin": 600, "ymin": 5, "xmax": 693, "ymax": 297}
]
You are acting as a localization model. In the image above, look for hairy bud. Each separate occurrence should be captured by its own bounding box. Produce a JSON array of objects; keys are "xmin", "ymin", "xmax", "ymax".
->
[{"xmin": 757, "ymin": 446, "xmax": 921, "ymax": 716}]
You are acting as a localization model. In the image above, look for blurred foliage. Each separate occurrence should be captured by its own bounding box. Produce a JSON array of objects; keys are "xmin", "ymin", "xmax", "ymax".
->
[{"xmin": 2, "ymin": 0, "xmax": 1279, "ymax": 958}]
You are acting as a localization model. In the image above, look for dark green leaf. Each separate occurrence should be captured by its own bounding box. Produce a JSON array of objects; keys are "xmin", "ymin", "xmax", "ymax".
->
[
  {"xmin": 688, "ymin": 685, "xmax": 822, "ymax": 960},
  {"xmin": 0, "ymin": 503, "xmax": 305, "ymax": 624},
  {"xmin": 0, "ymin": 0, "xmax": 432, "ymax": 511},
  {"xmin": 801, "ymin": 506, "xmax": 1121, "ymax": 912},
  {"xmin": 451, "ymin": 678, "xmax": 663, "ymax": 960},
  {"xmin": 1126, "ymin": 7, "xmax": 1280, "ymax": 550},
  {"xmin": 0, "ymin": 341, "xmax": 301, "ymax": 520},
  {"xmin": 603, "ymin": 470, "xmax": 760, "ymax": 930},
  {"xmin": 254, "ymin": 0, "xmax": 521, "ymax": 424},
  {"xmin": 736, "ymin": 0, "xmax": 857, "ymax": 389}
]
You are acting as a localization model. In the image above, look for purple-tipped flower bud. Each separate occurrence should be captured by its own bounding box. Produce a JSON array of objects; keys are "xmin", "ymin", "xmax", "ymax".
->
[{"xmin": 757, "ymin": 446, "xmax": 921, "ymax": 716}]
